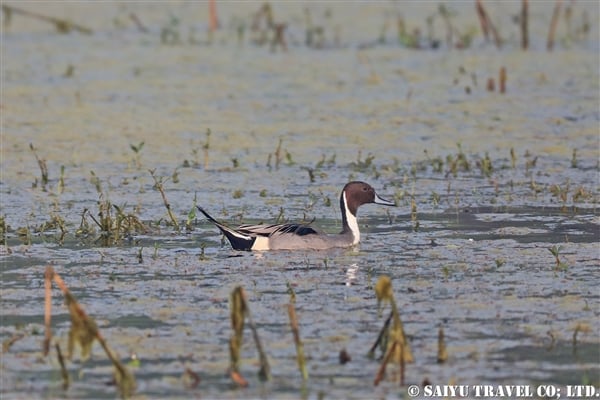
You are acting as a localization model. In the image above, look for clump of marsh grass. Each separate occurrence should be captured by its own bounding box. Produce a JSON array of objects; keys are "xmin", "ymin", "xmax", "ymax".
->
[
  {"xmin": 266, "ymin": 138, "xmax": 294, "ymax": 170},
  {"xmin": 78, "ymin": 171, "xmax": 148, "ymax": 245},
  {"xmin": 35, "ymin": 214, "xmax": 67, "ymax": 245}
]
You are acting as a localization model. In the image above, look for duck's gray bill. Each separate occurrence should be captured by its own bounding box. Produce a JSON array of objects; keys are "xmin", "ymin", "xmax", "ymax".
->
[{"xmin": 374, "ymin": 193, "xmax": 396, "ymax": 206}]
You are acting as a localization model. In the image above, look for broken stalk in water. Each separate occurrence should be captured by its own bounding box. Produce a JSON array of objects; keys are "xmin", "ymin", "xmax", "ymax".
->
[
  {"xmin": 149, "ymin": 169, "xmax": 180, "ymax": 231},
  {"xmin": 29, "ymin": 143, "xmax": 49, "ymax": 191},
  {"xmin": 288, "ymin": 303, "xmax": 308, "ymax": 381},
  {"xmin": 43, "ymin": 266, "xmax": 136, "ymax": 398},
  {"xmin": 373, "ymin": 276, "xmax": 413, "ymax": 386}
]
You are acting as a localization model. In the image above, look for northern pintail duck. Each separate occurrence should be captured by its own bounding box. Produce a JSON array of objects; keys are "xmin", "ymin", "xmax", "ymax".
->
[{"xmin": 198, "ymin": 181, "xmax": 395, "ymax": 251}]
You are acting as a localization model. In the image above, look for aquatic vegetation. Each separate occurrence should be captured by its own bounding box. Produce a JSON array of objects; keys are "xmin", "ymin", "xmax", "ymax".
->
[
  {"xmin": 351, "ymin": 150, "xmax": 376, "ymax": 172},
  {"xmin": 149, "ymin": 168, "xmax": 180, "ymax": 230},
  {"xmin": 411, "ymin": 197, "xmax": 419, "ymax": 231},
  {"xmin": 29, "ymin": 143, "xmax": 48, "ymax": 191},
  {"xmin": 185, "ymin": 193, "xmax": 198, "ymax": 232},
  {"xmin": 129, "ymin": 142, "xmax": 144, "ymax": 169},
  {"xmin": 228, "ymin": 286, "xmax": 271, "ymax": 386},
  {"xmin": 572, "ymin": 323, "xmax": 591, "ymax": 355},
  {"xmin": 2, "ymin": 4, "xmax": 93, "ymax": 34},
  {"xmin": 0, "ymin": 215, "xmax": 7, "ymax": 246},
  {"xmin": 3, "ymin": 1, "xmax": 591, "ymax": 52},
  {"xmin": 437, "ymin": 327, "xmax": 448, "ymax": 363},
  {"xmin": 44, "ymin": 267, "xmax": 136, "ymax": 398},
  {"xmin": 58, "ymin": 165, "xmax": 65, "ymax": 194},
  {"xmin": 549, "ymin": 245, "xmax": 568, "ymax": 271},
  {"xmin": 372, "ymin": 276, "xmax": 413, "ymax": 386},
  {"xmin": 571, "ymin": 149, "xmax": 578, "ymax": 168},
  {"xmin": 288, "ymin": 303, "xmax": 308, "ymax": 381},
  {"xmin": 35, "ymin": 213, "xmax": 67, "ymax": 244},
  {"xmin": 203, "ymin": 128, "xmax": 211, "ymax": 169},
  {"xmin": 250, "ymin": 3, "xmax": 287, "ymax": 52},
  {"xmin": 266, "ymin": 137, "xmax": 292, "ymax": 170}
]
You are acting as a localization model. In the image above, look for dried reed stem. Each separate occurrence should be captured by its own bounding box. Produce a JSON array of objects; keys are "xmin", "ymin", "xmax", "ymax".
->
[
  {"xmin": 547, "ymin": 0, "xmax": 563, "ymax": 51},
  {"xmin": 521, "ymin": 0, "xmax": 529, "ymax": 49},
  {"xmin": 288, "ymin": 303, "xmax": 308, "ymax": 380},
  {"xmin": 2, "ymin": 4, "xmax": 92, "ymax": 34}
]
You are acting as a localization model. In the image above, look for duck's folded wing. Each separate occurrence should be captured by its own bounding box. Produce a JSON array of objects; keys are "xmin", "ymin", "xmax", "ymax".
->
[{"xmin": 238, "ymin": 223, "xmax": 319, "ymax": 237}]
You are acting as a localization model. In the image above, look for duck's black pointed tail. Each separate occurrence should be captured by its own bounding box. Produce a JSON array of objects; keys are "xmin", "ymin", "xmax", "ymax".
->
[{"xmin": 197, "ymin": 207, "xmax": 255, "ymax": 251}]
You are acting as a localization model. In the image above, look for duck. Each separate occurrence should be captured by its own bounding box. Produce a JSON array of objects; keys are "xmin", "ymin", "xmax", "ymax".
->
[{"xmin": 197, "ymin": 181, "xmax": 395, "ymax": 251}]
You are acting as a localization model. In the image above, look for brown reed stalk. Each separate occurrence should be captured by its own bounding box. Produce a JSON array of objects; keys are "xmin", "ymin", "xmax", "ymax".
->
[
  {"xmin": 56, "ymin": 343, "xmax": 70, "ymax": 390},
  {"xmin": 499, "ymin": 66, "xmax": 507, "ymax": 93},
  {"xmin": 29, "ymin": 143, "xmax": 48, "ymax": 190},
  {"xmin": 437, "ymin": 327, "xmax": 448, "ymax": 363},
  {"xmin": 208, "ymin": 0, "xmax": 219, "ymax": 32},
  {"xmin": 521, "ymin": 0, "xmax": 529, "ymax": 49},
  {"xmin": 288, "ymin": 303, "xmax": 308, "ymax": 380},
  {"xmin": 374, "ymin": 340, "xmax": 397, "ymax": 386},
  {"xmin": 229, "ymin": 286, "xmax": 248, "ymax": 386},
  {"xmin": 244, "ymin": 294, "xmax": 271, "ymax": 381},
  {"xmin": 475, "ymin": 0, "xmax": 490, "ymax": 41},
  {"xmin": 547, "ymin": 0, "xmax": 563, "ymax": 51},
  {"xmin": 44, "ymin": 266, "xmax": 136, "ymax": 398},
  {"xmin": 475, "ymin": 0, "xmax": 502, "ymax": 48},
  {"xmin": 43, "ymin": 267, "xmax": 53, "ymax": 356}
]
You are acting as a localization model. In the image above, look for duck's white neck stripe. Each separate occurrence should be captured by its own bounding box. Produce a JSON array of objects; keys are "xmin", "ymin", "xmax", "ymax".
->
[{"xmin": 343, "ymin": 192, "xmax": 360, "ymax": 244}]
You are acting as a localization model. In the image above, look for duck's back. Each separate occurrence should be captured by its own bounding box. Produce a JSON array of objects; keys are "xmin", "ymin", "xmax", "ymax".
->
[{"xmin": 268, "ymin": 230, "xmax": 355, "ymax": 250}]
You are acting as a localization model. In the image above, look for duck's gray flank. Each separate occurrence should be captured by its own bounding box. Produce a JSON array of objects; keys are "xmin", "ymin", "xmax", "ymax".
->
[{"xmin": 198, "ymin": 181, "xmax": 395, "ymax": 251}]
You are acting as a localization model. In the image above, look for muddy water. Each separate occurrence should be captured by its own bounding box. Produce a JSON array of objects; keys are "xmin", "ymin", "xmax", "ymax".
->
[{"xmin": 1, "ymin": 2, "xmax": 599, "ymax": 399}]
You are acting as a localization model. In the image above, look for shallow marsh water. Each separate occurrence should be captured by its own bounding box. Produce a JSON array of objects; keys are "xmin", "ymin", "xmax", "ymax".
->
[{"xmin": 1, "ymin": 2, "xmax": 599, "ymax": 399}]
